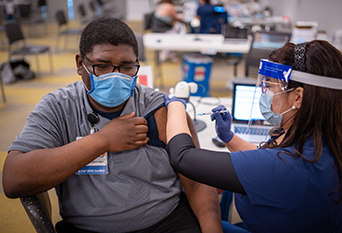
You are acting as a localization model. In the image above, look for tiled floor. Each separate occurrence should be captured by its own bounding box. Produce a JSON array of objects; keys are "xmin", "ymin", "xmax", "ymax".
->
[{"xmin": 0, "ymin": 19, "xmax": 243, "ymax": 232}]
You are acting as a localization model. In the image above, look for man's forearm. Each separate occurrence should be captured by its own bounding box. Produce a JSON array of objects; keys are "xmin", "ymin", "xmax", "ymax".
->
[
  {"xmin": 165, "ymin": 103, "xmax": 223, "ymax": 232},
  {"xmin": 185, "ymin": 110, "xmax": 223, "ymax": 232},
  {"xmin": 180, "ymin": 176, "xmax": 223, "ymax": 233}
]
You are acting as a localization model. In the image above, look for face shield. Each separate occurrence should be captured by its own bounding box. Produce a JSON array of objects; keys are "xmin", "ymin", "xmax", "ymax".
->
[
  {"xmin": 247, "ymin": 58, "xmax": 342, "ymax": 137},
  {"xmin": 256, "ymin": 59, "xmax": 295, "ymax": 128}
]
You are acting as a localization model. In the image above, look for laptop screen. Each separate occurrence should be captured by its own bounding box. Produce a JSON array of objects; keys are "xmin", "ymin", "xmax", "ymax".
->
[{"xmin": 232, "ymin": 83, "xmax": 265, "ymax": 123}]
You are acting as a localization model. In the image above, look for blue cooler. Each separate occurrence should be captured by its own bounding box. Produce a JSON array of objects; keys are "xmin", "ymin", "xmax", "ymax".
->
[{"xmin": 182, "ymin": 54, "xmax": 213, "ymax": 96}]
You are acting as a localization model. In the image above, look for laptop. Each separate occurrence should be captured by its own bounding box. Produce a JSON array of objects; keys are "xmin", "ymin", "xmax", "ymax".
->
[
  {"xmin": 222, "ymin": 25, "xmax": 249, "ymax": 44},
  {"xmin": 231, "ymin": 82, "xmax": 273, "ymax": 143}
]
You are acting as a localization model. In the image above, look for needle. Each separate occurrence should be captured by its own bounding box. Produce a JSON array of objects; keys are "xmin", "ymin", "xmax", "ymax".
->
[{"xmin": 197, "ymin": 110, "xmax": 228, "ymax": 116}]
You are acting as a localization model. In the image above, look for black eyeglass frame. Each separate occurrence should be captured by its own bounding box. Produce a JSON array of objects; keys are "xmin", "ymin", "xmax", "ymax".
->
[{"xmin": 82, "ymin": 54, "xmax": 140, "ymax": 77}]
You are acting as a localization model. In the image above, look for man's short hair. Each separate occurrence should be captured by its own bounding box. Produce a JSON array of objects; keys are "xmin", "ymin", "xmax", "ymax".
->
[{"xmin": 79, "ymin": 17, "xmax": 138, "ymax": 58}]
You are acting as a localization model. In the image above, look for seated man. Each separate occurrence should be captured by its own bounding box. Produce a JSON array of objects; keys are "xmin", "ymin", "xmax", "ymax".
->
[{"xmin": 2, "ymin": 17, "xmax": 222, "ymax": 233}]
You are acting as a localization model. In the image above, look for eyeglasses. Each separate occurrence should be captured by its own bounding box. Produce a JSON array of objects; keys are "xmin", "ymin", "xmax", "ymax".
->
[
  {"xmin": 261, "ymin": 76, "xmax": 284, "ymax": 93},
  {"xmin": 82, "ymin": 54, "xmax": 140, "ymax": 77}
]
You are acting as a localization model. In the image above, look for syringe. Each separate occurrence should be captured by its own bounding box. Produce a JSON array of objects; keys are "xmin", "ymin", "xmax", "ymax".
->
[{"xmin": 197, "ymin": 110, "xmax": 228, "ymax": 116}]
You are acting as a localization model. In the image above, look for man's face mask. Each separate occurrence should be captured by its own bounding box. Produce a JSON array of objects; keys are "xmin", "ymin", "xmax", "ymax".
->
[{"xmin": 83, "ymin": 64, "xmax": 137, "ymax": 107}]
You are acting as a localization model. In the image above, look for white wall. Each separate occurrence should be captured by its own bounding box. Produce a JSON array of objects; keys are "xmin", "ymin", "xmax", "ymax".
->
[
  {"xmin": 261, "ymin": 0, "xmax": 342, "ymax": 39},
  {"xmin": 46, "ymin": 0, "xmax": 68, "ymax": 21},
  {"xmin": 126, "ymin": 0, "xmax": 158, "ymax": 20}
]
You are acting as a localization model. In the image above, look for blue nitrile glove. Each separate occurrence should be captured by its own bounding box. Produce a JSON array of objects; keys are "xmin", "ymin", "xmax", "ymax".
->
[
  {"xmin": 163, "ymin": 93, "xmax": 187, "ymax": 110},
  {"xmin": 210, "ymin": 105, "xmax": 234, "ymax": 143}
]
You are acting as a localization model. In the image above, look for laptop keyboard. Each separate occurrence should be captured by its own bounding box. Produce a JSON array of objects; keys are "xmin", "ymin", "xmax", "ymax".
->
[{"xmin": 234, "ymin": 125, "xmax": 270, "ymax": 136}]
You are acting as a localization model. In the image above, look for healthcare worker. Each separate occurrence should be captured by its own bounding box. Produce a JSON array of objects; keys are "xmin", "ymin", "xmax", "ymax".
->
[{"xmin": 163, "ymin": 40, "xmax": 342, "ymax": 233}]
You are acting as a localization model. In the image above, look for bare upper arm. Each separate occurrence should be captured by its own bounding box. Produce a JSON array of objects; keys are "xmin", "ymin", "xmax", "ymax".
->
[{"xmin": 153, "ymin": 106, "xmax": 199, "ymax": 148}]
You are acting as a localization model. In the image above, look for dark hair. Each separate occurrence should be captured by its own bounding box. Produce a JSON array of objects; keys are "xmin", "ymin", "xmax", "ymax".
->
[
  {"xmin": 158, "ymin": 0, "xmax": 174, "ymax": 4},
  {"xmin": 79, "ymin": 17, "xmax": 138, "ymax": 58},
  {"xmin": 267, "ymin": 40, "xmax": 342, "ymax": 202}
]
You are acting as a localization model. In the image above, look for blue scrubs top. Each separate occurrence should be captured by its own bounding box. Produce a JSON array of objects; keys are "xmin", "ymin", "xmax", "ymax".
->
[
  {"xmin": 197, "ymin": 4, "xmax": 227, "ymax": 34},
  {"xmin": 197, "ymin": 4, "xmax": 215, "ymax": 34},
  {"xmin": 231, "ymin": 137, "xmax": 342, "ymax": 233}
]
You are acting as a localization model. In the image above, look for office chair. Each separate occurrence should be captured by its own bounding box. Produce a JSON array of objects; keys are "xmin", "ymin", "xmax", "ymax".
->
[
  {"xmin": 20, "ymin": 192, "xmax": 57, "ymax": 233},
  {"xmin": 4, "ymin": 21, "xmax": 53, "ymax": 74},
  {"xmin": 55, "ymin": 10, "xmax": 83, "ymax": 52},
  {"xmin": 226, "ymin": 30, "xmax": 291, "ymax": 90}
]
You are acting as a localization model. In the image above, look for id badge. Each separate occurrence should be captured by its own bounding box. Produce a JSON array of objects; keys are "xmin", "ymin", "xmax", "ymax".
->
[{"xmin": 75, "ymin": 136, "xmax": 109, "ymax": 175}]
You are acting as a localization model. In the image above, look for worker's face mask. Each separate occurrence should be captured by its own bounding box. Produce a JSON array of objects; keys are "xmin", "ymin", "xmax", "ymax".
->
[
  {"xmin": 83, "ymin": 64, "xmax": 137, "ymax": 107},
  {"xmin": 259, "ymin": 88, "xmax": 294, "ymax": 128}
]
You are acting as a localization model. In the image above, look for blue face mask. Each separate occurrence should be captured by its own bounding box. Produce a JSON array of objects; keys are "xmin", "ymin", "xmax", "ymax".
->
[
  {"xmin": 259, "ymin": 89, "xmax": 294, "ymax": 128},
  {"xmin": 83, "ymin": 64, "xmax": 137, "ymax": 107}
]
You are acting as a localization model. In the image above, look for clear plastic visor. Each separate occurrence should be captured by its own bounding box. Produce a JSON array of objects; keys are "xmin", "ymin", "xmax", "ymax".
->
[
  {"xmin": 249, "ymin": 59, "xmax": 292, "ymax": 122},
  {"xmin": 243, "ymin": 60, "xmax": 293, "ymax": 142},
  {"xmin": 244, "ymin": 58, "xmax": 342, "ymax": 142}
]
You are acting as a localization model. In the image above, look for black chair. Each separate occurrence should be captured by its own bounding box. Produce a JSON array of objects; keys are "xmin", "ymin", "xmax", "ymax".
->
[
  {"xmin": 89, "ymin": 1, "xmax": 97, "ymax": 15},
  {"xmin": 4, "ymin": 21, "xmax": 53, "ymax": 74},
  {"xmin": 78, "ymin": 3, "xmax": 99, "ymax": 26},
  {"xmin": 143, "ymin": 12, "xmax": 154, "ymax": 31},
  {"xmin": 55, "ymin": 10, "xmax": 83, "ymax": 52},
  {"xmin": 78, "ymin": 4, "xmax": 90, "ymax": 25},
  {"xmin": 20, "ymin": 192, "xmax": 57, "ymax": 233},
  {"xmin": 135, "ymin": 33, "xmax": 146, "ymax": 62},
  {"xmin": 226, "ymin": 30, "xmax": 291, "ymax": 90},
  {"xmin": 16, "ymin": 4, "xmax": 46, "ymax": 37}
]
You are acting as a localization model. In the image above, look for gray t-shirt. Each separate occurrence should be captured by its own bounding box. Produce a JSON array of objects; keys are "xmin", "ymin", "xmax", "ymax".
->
[{"xmin": 9, "ymin": 81, "xmax": 182, "ymax": 233}]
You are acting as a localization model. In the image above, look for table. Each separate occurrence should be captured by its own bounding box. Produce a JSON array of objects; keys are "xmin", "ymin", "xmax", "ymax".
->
[
  {"xmin": 143, "ymin": 33, "xmax": 250, "ymax": 53},
  {"xmin": 229, "ymin": 16, "xmax": 292, "ymax": 31},
  {"xmin": 143, "ymin": 33, "xmax": 251, "ymax": 87},
  {"xmin": 186, "ymin": 96, "xmax": 232, "ymax": 152}
]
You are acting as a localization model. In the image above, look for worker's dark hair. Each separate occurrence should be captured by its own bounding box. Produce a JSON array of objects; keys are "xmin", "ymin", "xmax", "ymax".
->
[
  {"xmin": 266, "ymin": 40, "xmax": 342, "ymax": 203},
  {"xmin": 79, "ymin": 17, "xmax": 138, "ymax": 58}
]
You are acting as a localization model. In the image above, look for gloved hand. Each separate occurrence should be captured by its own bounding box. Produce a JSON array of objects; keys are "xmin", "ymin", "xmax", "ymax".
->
[
  {"xmin": 163, "ymin": 93, "xmax": 187, "ymax": 110},
  {"xmin": 210, "ymin": 105, "xmax": 234, "ymax": 143}
]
